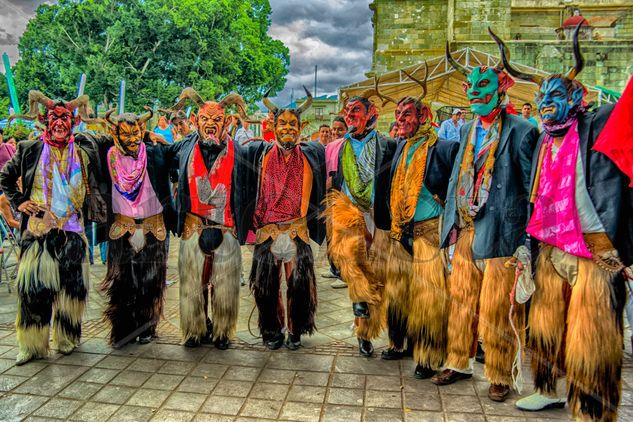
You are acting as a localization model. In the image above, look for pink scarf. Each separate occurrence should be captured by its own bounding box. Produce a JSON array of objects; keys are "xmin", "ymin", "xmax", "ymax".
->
[
  {"xmin": 527, "ymin": 121, "xmax": 592, "ymax": 258},
  {"xmin": 108, "ymin": 142, "xmax": 147, "ymax": 202}
]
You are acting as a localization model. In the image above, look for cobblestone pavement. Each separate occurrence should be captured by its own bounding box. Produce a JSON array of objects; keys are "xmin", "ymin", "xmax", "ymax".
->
[{"xmin": 0, "ymin": 240, "xmax": 632, "ymax": 421}]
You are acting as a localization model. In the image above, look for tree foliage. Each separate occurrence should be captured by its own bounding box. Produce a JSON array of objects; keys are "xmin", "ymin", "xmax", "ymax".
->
[{"xmin": 12, "ymin": 0, "xmax": 289, "ymax": 112}]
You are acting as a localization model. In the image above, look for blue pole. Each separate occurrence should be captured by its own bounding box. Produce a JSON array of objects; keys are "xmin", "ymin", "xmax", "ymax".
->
[
  {"xmin": 2, "ymin": 53, "xmax": 20, "ymax": 114},
  {"xmin": 118, "ymin": 80, "xmax": 126, "ymax": 114}
]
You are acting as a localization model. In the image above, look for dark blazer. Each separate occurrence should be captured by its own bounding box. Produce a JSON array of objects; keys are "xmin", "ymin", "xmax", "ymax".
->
[
  {"xmin": 389, "ymin": 139, "xmax": 459, "ymax": 205},
  {"xmin": 331, "ymin": 132, "xmax": 397, "ymax": 231},
  {"xmin": 0, "ymin": 136, "xmax": 104, "ymax": 237},
  {"xmin": 82, "ymin": 133, "xmax": 177, "ymax": 235},
  {"xmin": 440, "ymin": 110, "xmax": 539, "ymax": 260},
  {"xmin": 242, "ymin": 141, "xmax": 326, "ymax": 245},
  {"xmin": 171, "ymin": 132, "xmax": 249, "ymax": 244},
  {"xmin": 528, "ymin": 104, "xmax": 633, "ymax": 266}
]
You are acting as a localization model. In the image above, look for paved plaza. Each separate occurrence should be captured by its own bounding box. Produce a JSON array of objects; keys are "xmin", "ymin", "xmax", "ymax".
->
[{"xmin": 0, "ymin": 241, "xmax": 631, "ymax": 421}]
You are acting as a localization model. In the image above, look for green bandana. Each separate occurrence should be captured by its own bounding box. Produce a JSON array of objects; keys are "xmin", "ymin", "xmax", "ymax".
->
[{"xmin": 341, "ymin": 137, "xmax": 375, "ymax": 210}]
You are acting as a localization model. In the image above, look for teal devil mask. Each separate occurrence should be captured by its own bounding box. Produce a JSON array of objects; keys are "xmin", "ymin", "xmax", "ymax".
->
[{"xmin": 464, "ymin": 67, "xmax": 501, "ymax": 117}]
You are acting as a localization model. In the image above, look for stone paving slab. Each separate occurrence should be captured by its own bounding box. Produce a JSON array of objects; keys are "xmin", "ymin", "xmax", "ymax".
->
[{"xmin": 0, "ymin": 241, "xmax": 631, "ymax": 421}]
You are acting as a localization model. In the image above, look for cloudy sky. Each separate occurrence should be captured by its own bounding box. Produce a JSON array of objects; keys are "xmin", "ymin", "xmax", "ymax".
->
[{"xmin": 0, "ymin": 0, "xmax": 373, "ymax": 105}]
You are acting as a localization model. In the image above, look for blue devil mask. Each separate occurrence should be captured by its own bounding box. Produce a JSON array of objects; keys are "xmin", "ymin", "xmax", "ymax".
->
[{"xmin": 536, "ymin": 77, "xmax": 584, "ymax": 125}]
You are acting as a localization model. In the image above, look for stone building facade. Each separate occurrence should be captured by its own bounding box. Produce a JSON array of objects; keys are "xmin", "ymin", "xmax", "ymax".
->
[{"xmin": 369, "ymin": 0, "xmax": 633, "ymax": 92}]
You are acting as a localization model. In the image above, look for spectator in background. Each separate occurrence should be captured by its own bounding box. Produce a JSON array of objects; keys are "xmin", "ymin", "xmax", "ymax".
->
[
  {"xmin": 318, "ymin": 124, "xmax": 332, "ymax": 146},
  {"xmin": 437, "ymin": 108, "xmax": 463, "ymax": 142},
  {"xmin": 262, "ymin": 111, "xmax": 276, "ymax": 142},
  {"xmin": 153, "ymin": 115, "xmax": 175, "ymax": 144},
  {"xmin": 0, "ymin": 128, "xmax": 16, "ymax": 171},
  {"xmin": 331, "ymin": 116, "xmax": 347, "ymax": 139},
  {"xmin": 388, "ymin": 121, "xmax": 398, "ymax": 138},
  {"xmin": 170, "ymin": 111, "xmax": 193, "ymax": 141},
  {"xmin": 6, "ymin": 138, "xmax": 17, "ymax": 149},
  {"xmin": 234, "ymin": 117, "xmax": 255, "ymax": 145},
  {"xmin": 521, "ymin": 102, "xmax": 539, "ymax": 127}
]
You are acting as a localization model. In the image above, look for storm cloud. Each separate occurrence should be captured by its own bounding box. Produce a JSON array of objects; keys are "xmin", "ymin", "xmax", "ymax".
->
[{"xmin": 0, "ymin": 0, "xmax": 373, "ymax": 104}]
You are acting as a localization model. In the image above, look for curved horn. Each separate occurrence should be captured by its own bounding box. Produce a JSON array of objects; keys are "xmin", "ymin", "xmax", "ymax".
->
[
  {"xmin": 70, "ymin": 95, "xmax": 103, "ymax": 124},
  {"xmin": 402, "ymin": 61, "xmax": 429, "ymax": 101},
  {"xmin": 137, "ymin": 106, "xmax": 154, "ymax": 125},
  {"xmin": 446, "ymin": 42, "xmax": 470, "ymax": 77},
  {"xmin": 566, "ymin": 22, "xmax": 584, "ymax": 80},
  {"xmin": 262, "ymin": 88, "xmax": 279, "ymax": 114},
  {"xmin": 9, "ymin": 90, "xmax": 55, "ymax": 122},
  {"xmin": 170, "ymin": 87, "xmax": 205, "ymax": 112},
  {"xmin": 218, "ymin": 92, "xmax": 247, "ymax": 119},
  {"xmin": 374, "ymin": 75, "xmax": 398, "ymax": 106},
  {"xmin": 104, "ymin": 108, "xmax": 119, "ymax": 126},
  {"xmin": 488, "ymin": 27, "xmax": 543, "ymax": 85},
  {"xmin": 296, "ymin": 86, "xmax": 313, "ymax": 114}
]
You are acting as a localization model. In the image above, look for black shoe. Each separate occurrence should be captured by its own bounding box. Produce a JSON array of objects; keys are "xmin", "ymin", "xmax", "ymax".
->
[
  {"xmin": 414, "ymin": 364, "xmax": 435, "ymax": 379},
  {"xmin": 381, "ymin": 348, "xmax": 405, "ymax": 360},
  {"xmin": 285, "ymin": 333, "xmax": 301, "ymax": 351},
  {"xmin": 265, "ymin": 333, "xmax": 285, "ymax": 350},
  {"xmin": 358, "ymin": 338, "xmax": 374, "ymax": 357},
  {"xmin": 214, "ymin": 336, "xmax": 230, "ymax": 350},
  {"xmin": 184, "ymin": 337, "xmax": 200, "ymax": 348},
  {"xmin": 475, "ymin": 341, "xmax": 485, "ymax": 364},
  {"xmin": 201, "ymin": 318, "xmax": 213, "ymax": 345},
  {"xmin": 352, "ymin": 302, "xmax": 370, "ymax": 318}
]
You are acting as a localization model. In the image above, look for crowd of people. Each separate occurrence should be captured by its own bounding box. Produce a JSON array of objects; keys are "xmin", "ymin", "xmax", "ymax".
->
[{"xmin": 0, "ymin": 24, "xmax": 632, "ymax": 422}]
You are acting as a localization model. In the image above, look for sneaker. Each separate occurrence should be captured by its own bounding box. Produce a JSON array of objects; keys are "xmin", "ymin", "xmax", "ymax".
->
[
  {"xmin": 515, "ymin": 392, "xmax": 566, "ymax": 411},
  {"xmin": 321, "ymin": 270, "xmax": 339, "ymax": 279},
  {"xmin": 330, "ymin": 279, "xmax": 347, "ymax": 289}
]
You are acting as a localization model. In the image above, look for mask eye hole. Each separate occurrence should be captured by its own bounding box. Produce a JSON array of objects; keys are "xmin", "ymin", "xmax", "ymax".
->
[{"xmin": 478, "ymin": 80, "xmax": 489, "ymax": 88}]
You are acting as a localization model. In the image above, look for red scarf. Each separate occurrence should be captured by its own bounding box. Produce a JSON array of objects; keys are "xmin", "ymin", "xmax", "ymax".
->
[
  {"xmin": 253, "ymin": 145, "xmax": 304, "ymax": 228},
  {"xmin": 188, "ymin": 141, "xmax": 234, "ymax": 227}
]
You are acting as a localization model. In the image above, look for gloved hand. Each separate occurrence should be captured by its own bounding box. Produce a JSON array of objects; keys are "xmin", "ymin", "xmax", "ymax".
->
[{"xmin": 505, "ymin": 245, "xmax": 534, "ymax": 304}]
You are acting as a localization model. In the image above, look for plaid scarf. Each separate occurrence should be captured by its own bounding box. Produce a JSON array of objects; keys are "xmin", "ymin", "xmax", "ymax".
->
[
  {"xmin": 390, "ymin": 122, "xmax": 437, "ymax": 241},
  {"xmin": 253, "ymin": 144, "xmax": 305, "ymax": 227},
  {"xmin": 341, "ymin": 130, "xmax": 377, "ymax": 210},
  {"xmin": 456, "ymin": 114, "xmax": 502, "ymax": 226}
]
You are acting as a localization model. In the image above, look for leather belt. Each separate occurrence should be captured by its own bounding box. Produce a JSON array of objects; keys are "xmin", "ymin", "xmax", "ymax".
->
[
  {"xmin": 256, "ymin": 217, "xmax": 309, "ymax": 245},
  {"xmin": 109, "ymin": 213, "xmax": 166, "ymax": 241},
  {"xmin": 412, "ymin": 217, "xmax": 440, "ymax": 246},
  {"xmin": 182, "ymin": 213, "xmax": 235, "ymax": 241},
  {"xmin": 583, "ymin": 232, "xmax": 624, "ymax": 273}
]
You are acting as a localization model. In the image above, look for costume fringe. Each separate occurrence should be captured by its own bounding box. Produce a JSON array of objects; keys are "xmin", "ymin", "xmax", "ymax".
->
[
  {"xmin": 250, "ymin": 239, "xmax": 283, "ymax": 340},
  {"xmin": 355, "ymin": 229, "xmax": 389, "ymax": 341},
  {"xmin": 385, "ymin": 239, "xmax": 411, "ymax": 350},
  {"xmin": 102, "ymin": 235, "xmax": 167, "ymax": 346},
  {"xmin": 209, "ymin": 232, "xmax": 241, "ymax": 341},
  {"xmin": 323, "ymin": 191, "xmax": 379, "ymax": 303},
  {"xmin": 529, "ymin": 246, "xmax": 567, "ymax": 395},
  {"xmin": 408, "ymin": 235, "xmax": 448, "ymax": 369},
  {"xmin": 445, "ymin": 229, "xmax": 481, "ymax": 370},
  {"xmin": 178, "ymin": 233, "xmax": 206, "ymax": 343},
  {"xmin": 479, "ymin": 257, "xmax": 525, "ymax": 387},
  {"xmin": 287, "ymin": 238, "xmax": 317, "ymax": 335},
  {"xmin": 566, "ymin": 259, "xmax": 623, "ymax": 422}
]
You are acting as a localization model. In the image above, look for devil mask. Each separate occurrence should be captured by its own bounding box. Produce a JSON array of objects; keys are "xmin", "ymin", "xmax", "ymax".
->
[
  {"xmin": 447, "ymin": 36, "xmax": 514, "ymax": 118},
  {"xmin": 167, "ymin": 87, "xmax": 247, "ymax": 145},
  {"xmin": 263, "ymin": 86, "xmax": 313, "ymax": 150},
  {"xmin": 491, "ymin": 23, "xmax": 586, "ymax": 136},
  {"xmin": 10, "ymin": 90, "xmax": 97, "ymax": 147},
  {"xmin": 104, "ymin": 108, "xmax": 153, "ymax": 159}
]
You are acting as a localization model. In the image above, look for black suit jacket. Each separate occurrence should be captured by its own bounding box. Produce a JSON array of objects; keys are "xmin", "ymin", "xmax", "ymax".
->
[
  {"xmin": 83, "ymin": 133, "xmax": 177, "ymax": 236},
  {"xmin": 331, "ymin": 132, "xmax": 397, "ymax": 231},
  {"xmin": 0, "ymin": 136, "xmax": 104, "ymax": 237},
  {"xmin": 528, "ymin": 104, "xmax": 633, "ymax": 266},
  {"xmin": 242, "ymin": 141, "xmax": 326, "ymax": 245},
  {"xmin": 440, "ymin": 110, "xmax": 539, "ymax": 259},
  {"xmin": 171, "ymin": 132, "xmax": 249, "ymax": 244},
  {"xmin": 389, "ymin": 139, "xmax": 459, "ymax": 205}
]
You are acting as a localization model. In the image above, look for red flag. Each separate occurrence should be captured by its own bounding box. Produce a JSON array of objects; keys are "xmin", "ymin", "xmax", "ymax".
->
[{"xmin": 593, "ymin": 76, "xmax": 633, "ymax": 187}]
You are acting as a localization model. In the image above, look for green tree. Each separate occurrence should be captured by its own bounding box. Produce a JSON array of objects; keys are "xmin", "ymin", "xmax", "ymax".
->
[{"xmin": 12, "ymin": 0, "xmax": 289, "ymax": 112}]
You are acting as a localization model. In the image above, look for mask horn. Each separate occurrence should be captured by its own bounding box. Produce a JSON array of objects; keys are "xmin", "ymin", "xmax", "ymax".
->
[
  {"xmin": 402, "ymin": 61, "xmax": 429, "ymax": 101},
  {"xmin": 488, "ymin": 27, "xmax": 543, "ymax": 85},
  {"xmin": 104, "ymin": 108, "xmax": 119, "ymax": 126},
  {"xmin": 9, "ymin": 90, "xmax": 54, "ymax": 122},
  {"xmin": 262, "ymin": 88, "xmax": 279, "ymax": 114},
  {"xmin": 566, "ymin": 22, "xmax": 584, "ymax": 80},
  {"xmin": 218, "ymin": 92, "xmax": 248, "ymax": 119},
  {"xmin": 137, "ymin": 106, "xmax": 154, "ymax": 125},
  {"xmin": 374, "ymin": 75, "xmax": 397, "ymax": 106},
  {"xmin": 446, "ymin": 42, "xmax": 470, "ymax": 77},
  {"xmin": 68, "ymin": 95, "xmax": 102, "ymax": 124},
  {"xmin": 170, "ymin": 87, "xmax": 205, "ymax": 112},
  {"xmin": 296, "ymin": 86, "xmax": 313, "ymax": 115}
]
